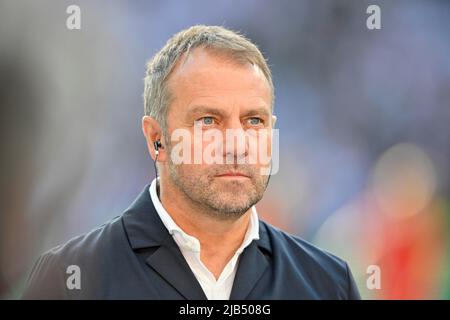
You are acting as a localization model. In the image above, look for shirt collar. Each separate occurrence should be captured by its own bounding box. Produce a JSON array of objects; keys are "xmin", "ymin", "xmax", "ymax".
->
[{"xmin": 149, "ymin": 178, "xmax": 260, "ymax": 253}]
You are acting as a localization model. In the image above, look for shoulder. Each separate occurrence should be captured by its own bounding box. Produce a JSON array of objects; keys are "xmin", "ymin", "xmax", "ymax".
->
[
  {"xmin": 261, "ymin": 220, "xmax": 346, "ymax": 269},
  {"xmin": 22, "ymin": 216, "xmax": 126, "ymax": 299},
  {"xmin": 44, "ymin": 215, "xmax": 124, "ymax": 262},
  {"xmin": 259, "ymin": 220, "xmax": 361, "ymax": 299}
]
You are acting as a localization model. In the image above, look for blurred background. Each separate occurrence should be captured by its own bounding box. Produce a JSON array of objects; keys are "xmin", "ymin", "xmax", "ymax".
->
[{"xmin": 0, "ymin": 0, "xmax": 449, "ymax": 299}]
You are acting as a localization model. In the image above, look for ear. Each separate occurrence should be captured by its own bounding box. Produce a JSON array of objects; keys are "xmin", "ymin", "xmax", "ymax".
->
[
  {"xmin": 142, "ymin": 116, "xmax": 167, "ymax": 162},
  {"xmin": 271, "ymin": 115, "xmax": 277, "ymax": 128}
]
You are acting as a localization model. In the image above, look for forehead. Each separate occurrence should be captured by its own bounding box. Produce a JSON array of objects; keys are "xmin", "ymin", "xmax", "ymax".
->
[{"xmin": 167, "ymin": 48, "xmax": 272, "ymax": 109}]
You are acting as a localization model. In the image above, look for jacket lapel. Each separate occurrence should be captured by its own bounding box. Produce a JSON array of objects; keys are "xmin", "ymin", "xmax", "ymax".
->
[
  {"xmin": 122, "ymin": 185, "xmax": 207, "ymax": 300},
  {"xmin": 145, "ymin": 236, "xmax": 207, "ymax": 300},
  {"xmin": 229, "ymin": 222, "xmax": 271, "ymax": 300}
]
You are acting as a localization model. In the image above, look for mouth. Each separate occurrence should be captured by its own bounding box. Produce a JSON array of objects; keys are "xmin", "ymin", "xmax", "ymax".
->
[{"xmin": 215, "ymin": 172, "xmax": 251, "ymax": 179}]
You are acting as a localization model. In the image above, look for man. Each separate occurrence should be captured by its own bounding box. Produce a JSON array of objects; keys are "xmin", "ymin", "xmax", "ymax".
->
[{"xmin": 23, "ymin": 25, "xmax": 360, "ymax": 299}]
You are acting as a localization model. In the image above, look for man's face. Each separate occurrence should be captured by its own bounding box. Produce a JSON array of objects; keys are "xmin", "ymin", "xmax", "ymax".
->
[{"xmin": 164, "ymin": 48, "xmax": 274, "ymax": 219}]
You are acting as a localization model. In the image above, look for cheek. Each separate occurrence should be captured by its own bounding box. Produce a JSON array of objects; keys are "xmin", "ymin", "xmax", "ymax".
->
[
  {"xmin": 252, "ymin": 132, "xmax": 272, "ymax": 166},
  {"xmin": 189, "ymin": 137, "xmax": 212, "ymax": 164}
]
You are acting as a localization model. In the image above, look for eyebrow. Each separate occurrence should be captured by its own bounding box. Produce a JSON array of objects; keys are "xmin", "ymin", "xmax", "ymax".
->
[
  {"xmin": 186, "ymin": 105, "xmax": 271, "ymax": 119},
  {"xmin": 186, "ymin": 106, "xmax": 227, "ymax": 119},
  {"xmin": 243, "ymin": 107, "xmax": 271, "ymax": 118}
]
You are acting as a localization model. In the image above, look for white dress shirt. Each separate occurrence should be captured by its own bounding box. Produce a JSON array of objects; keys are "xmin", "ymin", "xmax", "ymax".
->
[{"xmin": 148, "ymin": 178, "xmax": 260, "ymax": 300}]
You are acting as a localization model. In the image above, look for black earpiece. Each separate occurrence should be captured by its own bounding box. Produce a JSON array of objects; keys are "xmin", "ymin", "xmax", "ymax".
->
[
  {"xmin": 154, "ymin": 140, "xmax": 162, "ymax": 156},
  {"xmin": 154, "ymin": 140, "xmax": 162, "ymax": 151},
  {"xmin": 153, "ymin": 140, "xmax": 162, "ymax": 186}
]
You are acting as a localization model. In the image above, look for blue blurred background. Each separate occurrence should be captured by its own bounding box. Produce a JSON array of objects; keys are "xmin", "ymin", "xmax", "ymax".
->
[{"xmin": 1, "ymin": 0, "xmax": 449, "ymax": 299}]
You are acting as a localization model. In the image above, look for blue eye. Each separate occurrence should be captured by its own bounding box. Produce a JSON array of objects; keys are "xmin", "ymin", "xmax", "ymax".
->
[
  {"xmin": 196, "ymin": 116, "xmax": 215, "ymax": 126},
  {"xmin": 203, "ymin": 117, "xmax": 214, "ymax": 125},
  {"xmin": 248, "ymin": 117, "xmax": 262, "ymax": 125}
]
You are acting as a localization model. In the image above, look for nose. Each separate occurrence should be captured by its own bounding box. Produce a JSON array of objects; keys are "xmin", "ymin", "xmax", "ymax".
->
[{"xmin": 222, "ymin": 118, "xmax": 248, "ymax": 164}]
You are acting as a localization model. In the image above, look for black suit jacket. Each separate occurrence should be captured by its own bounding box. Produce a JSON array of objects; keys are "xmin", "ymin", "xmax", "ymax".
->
[{"xmin": 23, "ymin": 185, "xmax": 361, "ymax": 299}]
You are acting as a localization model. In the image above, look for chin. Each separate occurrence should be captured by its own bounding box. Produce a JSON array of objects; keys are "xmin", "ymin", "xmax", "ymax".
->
[{"xmin": 212, "ymin": 196, "xmax": 253, "ymax": 211}]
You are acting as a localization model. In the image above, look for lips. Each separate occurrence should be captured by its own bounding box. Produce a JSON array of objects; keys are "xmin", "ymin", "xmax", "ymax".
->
[{"xmin": 216, "ymin": 171, "xmax": 250, "ymax": 178}]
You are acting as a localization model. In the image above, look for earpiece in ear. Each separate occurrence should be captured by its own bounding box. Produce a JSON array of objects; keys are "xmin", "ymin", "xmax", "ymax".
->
[
  {"xmin": 152, "ymin": 140, "xmax": 162, "ymax": 182},
  {"xmin": 153, "ymin": 140, "xmax": 162, "ymax": 157}
]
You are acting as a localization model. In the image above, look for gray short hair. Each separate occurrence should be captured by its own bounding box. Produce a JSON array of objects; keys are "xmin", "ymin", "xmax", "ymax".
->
[{"xmin": 143, "ymin": 25, "xmax": 274, "ymax": 135}]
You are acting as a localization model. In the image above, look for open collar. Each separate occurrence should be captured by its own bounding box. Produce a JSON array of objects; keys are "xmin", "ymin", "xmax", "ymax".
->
[{"xmin": 121, "ymin": 184, "xmax": 272, "ymax": 300}]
